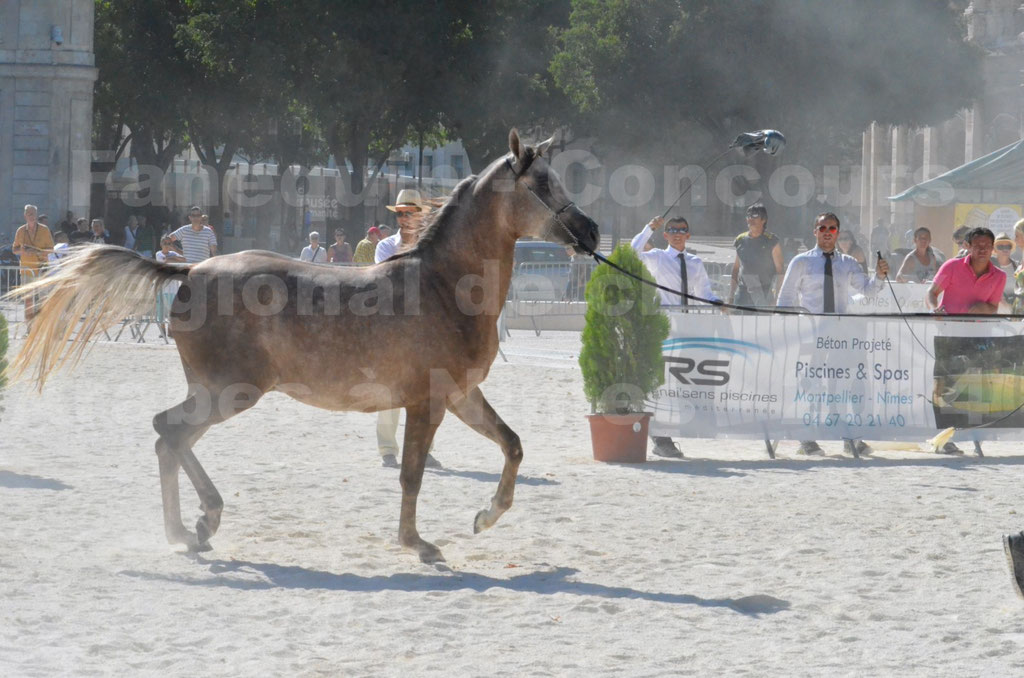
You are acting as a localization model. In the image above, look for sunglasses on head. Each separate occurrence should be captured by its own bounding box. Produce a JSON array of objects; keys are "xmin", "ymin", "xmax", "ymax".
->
[
  {"xmin": 665, "ymin": 226, "xmax": 689, "ymax": 234},
  {"xmin": 816, "ymin": 224, "xmax": 838, "ymax": 233}
]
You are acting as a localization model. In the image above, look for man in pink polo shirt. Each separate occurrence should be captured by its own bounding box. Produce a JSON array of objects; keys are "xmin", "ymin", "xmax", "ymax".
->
[{"xmin": 927, "ymin": 227, "xmax": 1004, "ymax": 314}]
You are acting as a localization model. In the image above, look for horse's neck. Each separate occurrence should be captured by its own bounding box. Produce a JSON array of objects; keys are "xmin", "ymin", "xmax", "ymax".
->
[{"xmin": 419, "ymin": 190, "xmax": 517, "ymax": 305}]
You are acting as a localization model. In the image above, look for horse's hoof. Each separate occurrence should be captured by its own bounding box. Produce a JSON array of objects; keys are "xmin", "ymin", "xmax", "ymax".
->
[
  {"xmin": 187, "ymin": 541, "xmax": 213, "ymax": 553},
  {"xmin": 196, "ymin": 517, "xmax": 214, "ymax": 545},
  {"xmin": 166, "ymin": 525, "xmax": 197, "ymax": 547},
  {"xmin": 474, "ymin": 509, "xmax": 493, "ymax": 534},
  {"xmin": 416, "ymin": 542, "xmax": 446, "ymax": 564}
]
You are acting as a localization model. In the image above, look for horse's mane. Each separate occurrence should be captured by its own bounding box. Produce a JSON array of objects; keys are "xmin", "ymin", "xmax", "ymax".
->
[
  {"xmin": 389, "ymin": 153, "xmax": 513, "ymax": 260},
  {"xmin": 410, "ymin": 175, "xmax": 477, "ymax": 250}
]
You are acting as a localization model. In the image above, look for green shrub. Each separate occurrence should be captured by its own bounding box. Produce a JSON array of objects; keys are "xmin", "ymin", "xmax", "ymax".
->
[{"xmin": 579, "ymin": 244, "xmax": 669, "ymax": 413}]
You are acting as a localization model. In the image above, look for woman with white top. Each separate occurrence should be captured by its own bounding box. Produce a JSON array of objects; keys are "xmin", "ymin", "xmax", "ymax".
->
[{"xmin": 896, "ymin": 227, "xmax": 944, "ymax": 283}]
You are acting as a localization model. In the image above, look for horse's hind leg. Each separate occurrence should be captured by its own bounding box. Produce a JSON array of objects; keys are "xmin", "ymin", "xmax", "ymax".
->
[
  {"xmin": 153, "ymin": 381, "xmax": 264, "ymax": 550},
  {"xmin": 179, "ymin": 446, "xmax": 224, "ymax": 545},
  {"xmin": 153, "ymin": 400, "xmax": 215, "ymax": 550},
  {"xmin": 155, "ymin": 436, "xmax": 192, "ymax": 546},
  {"xmin": 398, "ymin": 400, "xmax": 445, "ymax": 563},
  {"xmin": 447, "ymin": 387, "xmax": 522, "ymax": 533}
]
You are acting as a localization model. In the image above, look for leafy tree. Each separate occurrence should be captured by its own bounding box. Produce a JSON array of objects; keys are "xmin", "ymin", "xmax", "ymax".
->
[
  {"xmin": 176, "ymin": 0, "xmax": 297, "ymax": 236},
  {"xmin": 178, "ymin": 0, "xmax": 329, "ymax": 247},
  {"xmin": 551, "ymin": 0, "xmax": 982, "ymax": 163},
  {"xmin": 293, "ymin": 1, "xmax": 459, "ymax": 228},
  {"xmin": 579, "ymin": 244, "xmax": 669, "ymax": 413},
  {"xmin": 438, "ymin": 0, "xmax": 575, "ymax": 171},
  {"xmin": 93, "ymin": 0, "xmax": 191, "ymax": 220}
]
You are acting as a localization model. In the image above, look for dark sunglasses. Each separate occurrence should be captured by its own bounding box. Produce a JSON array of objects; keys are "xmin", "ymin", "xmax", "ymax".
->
[
  {"xmin": 665, "ymin": 227, "xmax": 689, "ymax": 234},
  {"xmin": 996, "ymin": 244, "xmax": 1013, "ymax": 251},
  {"xmin": 816, "ymin": 224, "xmax": 839, "ymax": 233}
]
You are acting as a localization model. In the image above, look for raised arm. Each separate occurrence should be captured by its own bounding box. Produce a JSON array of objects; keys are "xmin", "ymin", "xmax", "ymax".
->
[{"xmin": 630, "ymin": 217, "xmax": 664, "ymax": 256}]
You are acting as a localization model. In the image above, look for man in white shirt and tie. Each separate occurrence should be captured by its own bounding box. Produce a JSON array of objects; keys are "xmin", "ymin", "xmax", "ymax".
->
[
  {"xmin": 631, "ymin": 215, "xmax": 720, "ymax": 458},
  {"xmin": 777, "ymin": 212, "xmax": 890, "ymax": 456},
  {"xmin": 631, "ymin": 216, "xmax": 719, "ymax": 308}
]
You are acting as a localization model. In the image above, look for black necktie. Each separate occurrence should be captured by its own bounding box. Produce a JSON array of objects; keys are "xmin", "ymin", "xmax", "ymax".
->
[
  {"xmin": 823, "ymin": 251, "xmax": 835, "ymax": 313},
  {"xmin": 678, "ymin": 252, "xmax": 689, "ymax": 306}
]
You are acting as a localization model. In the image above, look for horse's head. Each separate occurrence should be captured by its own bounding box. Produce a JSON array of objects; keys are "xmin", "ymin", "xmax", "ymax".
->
[{"xmin": 503, "ymin": 129, "xmax": 600, "ymax": 254}]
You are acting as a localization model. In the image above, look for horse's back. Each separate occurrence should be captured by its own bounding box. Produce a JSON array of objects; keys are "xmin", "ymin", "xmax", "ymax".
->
[{"xmin": 169, "ymin": 249, "xmax": 499, "ymax": 408}]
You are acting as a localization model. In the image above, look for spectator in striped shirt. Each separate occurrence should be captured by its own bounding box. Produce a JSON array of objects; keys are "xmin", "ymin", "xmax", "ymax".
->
[{"xmin": 168, "ymin": 205, "xmax": 218, "ymax": 263}]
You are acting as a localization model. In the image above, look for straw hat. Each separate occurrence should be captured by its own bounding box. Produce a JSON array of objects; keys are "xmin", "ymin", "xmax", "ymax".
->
[
  {"xmin": 386, "ymin": 188, "xmax": 425, "ymax": 213},
  {"xmin": 994, "ymin": 232, "xmax": 1015, "ymax": 252}
]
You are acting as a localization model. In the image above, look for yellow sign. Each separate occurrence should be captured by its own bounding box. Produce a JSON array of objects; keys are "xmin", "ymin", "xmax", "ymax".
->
[{"xmin": 954, "ymin": 203, "xmax": 1024, "ymax": 234}]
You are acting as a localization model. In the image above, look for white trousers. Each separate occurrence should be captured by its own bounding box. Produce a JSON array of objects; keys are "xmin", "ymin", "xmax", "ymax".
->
[
  {"xmin": 376, "ymin": 408, "xmax": 434, "ymax": 457},
  {"xmin": 376, "ymin": 408, "xmax": 401, "ymax": 456}
]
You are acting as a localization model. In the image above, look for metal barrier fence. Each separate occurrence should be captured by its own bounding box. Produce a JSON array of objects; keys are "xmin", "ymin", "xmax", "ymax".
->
[
  {"xmin": 507, "ymin": 258, "xmax": 731, "ymax": 303},
  {"xmin": 1, "ymin": 264, "xmax": 170, "ymax": 344},
  {"xmin": 509, "ymin": 260, "xmax": 597, "ymax": 302}
]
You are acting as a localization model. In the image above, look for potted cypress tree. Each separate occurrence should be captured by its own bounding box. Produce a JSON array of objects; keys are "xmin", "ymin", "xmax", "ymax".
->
[{"xmin": 579, "ymin": 244, "xmax": 670, "ymax": 462}]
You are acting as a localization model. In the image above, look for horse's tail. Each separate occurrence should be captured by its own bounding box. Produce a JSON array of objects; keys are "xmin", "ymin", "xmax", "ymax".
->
[{"xmin": 3, "ymin": 244, "xmax": 191, "ymax": 390}]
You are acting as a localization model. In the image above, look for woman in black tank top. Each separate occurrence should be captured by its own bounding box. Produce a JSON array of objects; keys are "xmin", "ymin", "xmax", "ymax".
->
[{"xmin": 730, "ymin": 204, "xmax": 784, "ymax": 306}]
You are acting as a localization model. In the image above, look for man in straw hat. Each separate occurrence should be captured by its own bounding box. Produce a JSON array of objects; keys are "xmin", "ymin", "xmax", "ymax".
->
[
  {"xmin": 374, "ymin": 188, "xmax": 441, "ymax": 469},
  {"xmin": 375, "ymin": 188, "xmax": 427, "ymax": 262}
]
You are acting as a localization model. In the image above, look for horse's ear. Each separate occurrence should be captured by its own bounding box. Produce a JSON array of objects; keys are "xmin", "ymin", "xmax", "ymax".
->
[
  {"xmin": 536, "ymin": 133, "xmax": 557, "ymax": 158},
  {"xmin": 509, "ymin": 128, "xmax": 523, "ymax": 161}
]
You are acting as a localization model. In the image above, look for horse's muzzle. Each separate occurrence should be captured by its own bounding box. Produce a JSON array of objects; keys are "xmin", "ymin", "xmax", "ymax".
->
[{"xmin": 569, "ymin": 209, "xmax": 600, "ymax": 255}]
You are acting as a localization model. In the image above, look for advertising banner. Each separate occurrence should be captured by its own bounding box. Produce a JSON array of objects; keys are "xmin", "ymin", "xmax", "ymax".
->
[
  {"xmin": 953, "ymin": 204, "xmax": 1023, "ymax": 234},
  {"xmin": 649, "ymin": 312, "xmax": 1024, "ymax": 442},
  {"xmin": 848, "ymin": 283, "xmax": 931, "ymax": 314}
]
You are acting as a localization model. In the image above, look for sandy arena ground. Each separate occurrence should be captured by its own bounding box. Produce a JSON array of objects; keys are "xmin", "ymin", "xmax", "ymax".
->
[{"xmin": 3, "ymin": 329, "xmax": 1024, "ymax": 676}]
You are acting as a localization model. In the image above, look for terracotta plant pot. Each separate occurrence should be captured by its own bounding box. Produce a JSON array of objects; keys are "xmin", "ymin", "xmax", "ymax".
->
[{"xmin": 587, "ymin": 412, "xmax": 651, "ymax": 463}]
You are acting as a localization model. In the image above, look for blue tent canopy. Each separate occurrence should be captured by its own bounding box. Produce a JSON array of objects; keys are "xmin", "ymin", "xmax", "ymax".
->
[{"xmin": 890, "ymin": 137, "xmax": 1024, "ymax": 203}]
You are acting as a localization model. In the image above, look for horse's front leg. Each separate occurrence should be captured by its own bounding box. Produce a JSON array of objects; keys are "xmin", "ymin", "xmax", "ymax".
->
[
  {"xmin": 447, "ymin": 387, "xmax": 522, "ymax": 533},
  {"xmin": 398, "ymin": 400, "xmax": 445, "ymax": 563}
]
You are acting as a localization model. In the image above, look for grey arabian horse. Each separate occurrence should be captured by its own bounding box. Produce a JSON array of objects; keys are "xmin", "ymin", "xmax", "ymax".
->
[{"xmin": 8, "ymin": 129, "xmax": 600, "ymax": 563}]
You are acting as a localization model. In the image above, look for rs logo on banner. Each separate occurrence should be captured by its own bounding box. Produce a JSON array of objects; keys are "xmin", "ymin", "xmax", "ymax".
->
[
  {"xmin": 662, "ymin": 337, "xmax": 772, "ymax": 387},
  {"xmin": 664, "ymin": 357, "xmax": 730, "ymax": 386}
]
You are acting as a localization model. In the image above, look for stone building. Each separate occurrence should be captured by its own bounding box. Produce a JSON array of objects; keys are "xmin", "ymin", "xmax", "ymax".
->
[
  {"xmin": 860, "ymin": 0, "xmax": 1024, "ymax": 253},
  {"xmin": 0, "ymin": 0, "xmax": 96, "ymax": 241}
]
